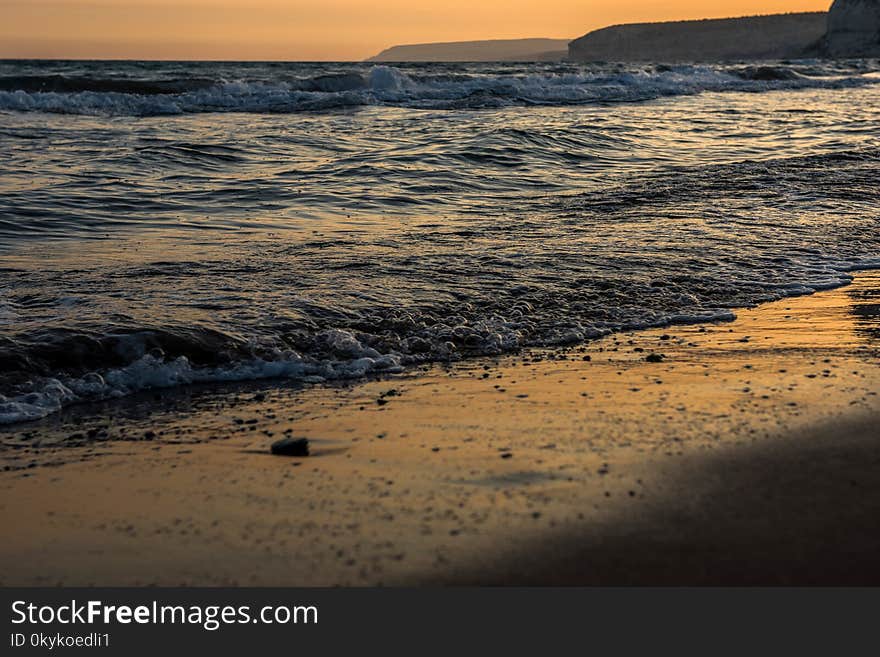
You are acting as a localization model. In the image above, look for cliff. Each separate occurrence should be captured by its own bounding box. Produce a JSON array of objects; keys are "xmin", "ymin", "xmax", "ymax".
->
[
  {"xmin": 367, "ymin": 39, "xmax": 569, "ymax": 63},
  {"xmin": 826, "ymin": 0, "xmax": 880, "ymax": 56},
  {"xmin": 568, "ymin": 13, "xmax": 828, "ymax": 62}
]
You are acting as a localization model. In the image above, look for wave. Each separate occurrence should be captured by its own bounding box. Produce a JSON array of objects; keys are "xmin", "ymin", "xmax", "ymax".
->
[
  {"xmin": 2, "ymin": 258, "xmax": 878, "ymax": 426},
  {"xmin": 0, "ymin": 306, "xmax": 748, "ymax": 424},
  {"xmin": 0, "ymin": 64, "xmax": 878, "ymax": 116},
  {"xmin": 0, "ymin": 329, "xmax": 406, "ymax": 425},
  {"xmin": 0, "ymin": 75, "xmax": 219, "ymax": 95}
]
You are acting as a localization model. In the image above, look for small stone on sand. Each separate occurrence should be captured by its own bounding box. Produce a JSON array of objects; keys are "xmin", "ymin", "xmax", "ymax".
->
[{"xmin": 270, "ymin": 437, "xmax": 310, "ymax": 457}]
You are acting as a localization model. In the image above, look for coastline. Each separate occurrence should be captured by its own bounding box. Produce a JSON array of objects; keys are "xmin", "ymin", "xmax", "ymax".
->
[{"xmin": 1, "ymin": 272, "xmax": 878, "ymax": 586}]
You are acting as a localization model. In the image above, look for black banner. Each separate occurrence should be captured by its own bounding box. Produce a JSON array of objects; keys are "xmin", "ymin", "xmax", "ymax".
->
[{"xmin": 2, "ymin": 588, "xmax": 878, "ymax": 654}]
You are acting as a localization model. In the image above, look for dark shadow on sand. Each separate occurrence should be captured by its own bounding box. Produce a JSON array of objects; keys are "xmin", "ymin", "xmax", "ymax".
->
[
  {"xmin": 849, "ymin": 282, "xmax": 880, "ymax": 342},
  {"xmin": 432, "ymin": 416, "xmax": 880, "ymax": 586}
]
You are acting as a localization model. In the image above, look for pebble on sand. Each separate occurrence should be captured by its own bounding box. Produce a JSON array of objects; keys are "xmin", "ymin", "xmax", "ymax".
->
[{"xmin": 270, "ymin": 437, "xmax": 310, "ymax": 457}]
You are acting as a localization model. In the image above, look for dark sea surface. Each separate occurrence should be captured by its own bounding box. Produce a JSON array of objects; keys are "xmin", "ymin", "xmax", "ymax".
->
[{"xmin": 1, "ymin": 59, "xmax": 879, "ymax": 424}]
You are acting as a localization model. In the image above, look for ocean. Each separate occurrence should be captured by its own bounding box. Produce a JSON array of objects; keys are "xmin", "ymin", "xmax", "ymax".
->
[{"xmin": 1, "ymin": 58, "xmax": 879, "ymax": 425}]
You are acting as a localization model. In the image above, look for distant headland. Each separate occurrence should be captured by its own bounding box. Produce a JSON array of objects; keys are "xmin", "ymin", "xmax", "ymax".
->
[
  {"xmin": 366, "ymin": 38, "xmax": 569, "ymax": 63},
  {"xmin": 367, "ymin": 1, "xmax": 880, "ymax": 63},
  {"xmin": 568, "ymin": 13, "xmax": 828, "ymax": 62}
]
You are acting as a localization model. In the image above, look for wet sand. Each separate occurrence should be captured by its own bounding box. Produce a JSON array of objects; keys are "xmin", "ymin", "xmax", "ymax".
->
[{"xmin": 1, "ymin": 273, "xmax": 878, "ymax": 586}]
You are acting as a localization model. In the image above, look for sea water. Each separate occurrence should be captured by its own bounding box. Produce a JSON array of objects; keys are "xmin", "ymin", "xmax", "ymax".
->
[{"xmin": 1, "ymin": 59, "xmax": 879, "ymax": 423}]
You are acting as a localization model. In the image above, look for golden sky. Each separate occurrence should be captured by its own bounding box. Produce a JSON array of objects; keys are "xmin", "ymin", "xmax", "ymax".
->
[{"xmin": 0, "ymin": 0, "xmax": 831, "ymax": 61}]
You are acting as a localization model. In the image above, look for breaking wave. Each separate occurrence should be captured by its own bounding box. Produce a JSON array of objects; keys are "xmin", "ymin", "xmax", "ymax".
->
[
  {"xmin": 1, "ymin": 63, "xmax": 878, "ymax": 116},
  {"xmin": 2, "ymin": 258, "xmax": 876, "ymax": 425}
]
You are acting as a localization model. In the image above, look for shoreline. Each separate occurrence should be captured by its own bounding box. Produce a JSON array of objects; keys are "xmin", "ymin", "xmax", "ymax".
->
[
  {"xmin": 2, "ymin": 264, "xmax": 875, "ymax": 430},
  {"xmin": 0, "ymin": 272, "xmax": 878, "ymax": 585}
]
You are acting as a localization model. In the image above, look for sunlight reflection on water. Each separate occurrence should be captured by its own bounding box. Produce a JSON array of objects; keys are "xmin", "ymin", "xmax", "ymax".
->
[{"xmin": 1, "ymin": 61, "xmax": 879, "ymax": 423}]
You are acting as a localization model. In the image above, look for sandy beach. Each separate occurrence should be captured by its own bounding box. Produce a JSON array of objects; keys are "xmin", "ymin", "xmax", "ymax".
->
[{"xmin": 1, "ymin": 272, "xmax": 878, "ymax": 586}]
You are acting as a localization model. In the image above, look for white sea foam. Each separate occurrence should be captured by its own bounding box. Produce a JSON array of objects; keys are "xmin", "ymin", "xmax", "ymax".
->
[
  {"xmin": 0, "ymin": 330, "xmax": 409, "ymax": 425},
  {"xmin": 2, "ymin": 261, "xmax": 874, "ymax": 427},
  {"xmin": 0, "ymin": 64, "xmax": 877, "ymax": 116}
]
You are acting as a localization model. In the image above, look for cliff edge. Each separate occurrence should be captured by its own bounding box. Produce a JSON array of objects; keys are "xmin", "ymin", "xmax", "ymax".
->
[
  {"xmin": 826, "ymin": 0, "xmax": 880, "ymax": 56},
  {"xmin": 568, "ymin": 13, "xmax": 828, "ymax": 62}
]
